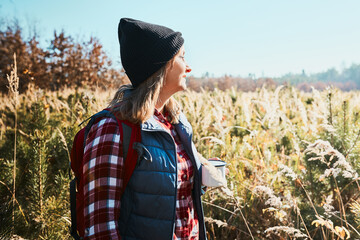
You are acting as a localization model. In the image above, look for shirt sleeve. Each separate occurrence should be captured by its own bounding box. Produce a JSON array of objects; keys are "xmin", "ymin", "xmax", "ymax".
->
[{"xmin": 82, "ymin": 117, "xmax": 124, "ymax": 240}]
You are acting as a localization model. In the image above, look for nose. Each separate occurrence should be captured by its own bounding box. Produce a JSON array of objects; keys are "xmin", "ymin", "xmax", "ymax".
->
[{"xmin": 185, "ymin": 64, "xmax": 192, "ymax": 73}]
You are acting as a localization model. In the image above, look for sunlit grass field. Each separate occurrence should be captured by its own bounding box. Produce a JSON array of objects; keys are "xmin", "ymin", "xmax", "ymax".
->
[{"xmin": 1, "ymin": 82, "xmax": 360, "ymax": 239}]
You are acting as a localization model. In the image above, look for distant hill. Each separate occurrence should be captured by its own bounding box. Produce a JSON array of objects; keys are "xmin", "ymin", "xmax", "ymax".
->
[
  {"xmin": 274, "ymin": 65, "xmax": 360, "ymax": 91},
  {"xmin": 187, "ymin": 64, "xmax": 360, "ymax": 92}
]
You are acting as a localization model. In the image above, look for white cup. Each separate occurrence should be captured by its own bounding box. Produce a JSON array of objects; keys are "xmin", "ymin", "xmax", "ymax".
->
[{"xmin": 202, "ymin": 159, "xmax": 227, "ymax": 187}]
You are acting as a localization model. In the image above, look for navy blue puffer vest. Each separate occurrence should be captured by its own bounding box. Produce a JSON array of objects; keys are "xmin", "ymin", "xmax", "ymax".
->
[{"xmin": 118, "ymin": 112, "xmax": 206, "ymax": 240}]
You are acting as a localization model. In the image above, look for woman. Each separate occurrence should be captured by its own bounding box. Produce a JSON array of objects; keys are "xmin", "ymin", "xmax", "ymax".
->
[{"xmin": 83, "ymin": 18, "xmax": 208, "ymax": 239}]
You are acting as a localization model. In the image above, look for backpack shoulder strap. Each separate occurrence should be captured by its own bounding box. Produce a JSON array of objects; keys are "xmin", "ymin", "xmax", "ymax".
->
[{"xmin": 121, "ymin": 121, "xmax": 141, "ymax": 191}]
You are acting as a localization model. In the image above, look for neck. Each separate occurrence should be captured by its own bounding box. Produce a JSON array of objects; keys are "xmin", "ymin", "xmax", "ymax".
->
[{"xmin": 155, "ymin": 91, "xmax": 172, "ymax": 113}]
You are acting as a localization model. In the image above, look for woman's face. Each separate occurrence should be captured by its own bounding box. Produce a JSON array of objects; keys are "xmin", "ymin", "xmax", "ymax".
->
[{"xmin": 163, "ymin": 46, "xmax": 191, "ymax": 96}]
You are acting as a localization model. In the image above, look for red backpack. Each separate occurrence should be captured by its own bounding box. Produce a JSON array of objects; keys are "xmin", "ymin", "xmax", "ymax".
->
[{"xmin": 69, "ymin": 109, "xmax": 141, "ymax": 239}]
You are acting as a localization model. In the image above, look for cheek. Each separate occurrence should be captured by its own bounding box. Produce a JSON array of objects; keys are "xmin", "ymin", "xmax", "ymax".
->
[
  {"xmin": 176, "ymin": 64, "xmax": 186, "ymax": 77},
  {"xmin": 168, "ymin": 69, "xmax": 181, "ymax": 81},
  {"xmin": 167, "ymin": 60, "xmax": 185, "ymax": 82}
]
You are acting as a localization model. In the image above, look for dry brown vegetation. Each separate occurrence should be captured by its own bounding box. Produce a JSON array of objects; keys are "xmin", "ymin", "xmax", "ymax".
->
[{"xmin": 1, "ymin": 74, "xmax": 360, "ymax": 238}]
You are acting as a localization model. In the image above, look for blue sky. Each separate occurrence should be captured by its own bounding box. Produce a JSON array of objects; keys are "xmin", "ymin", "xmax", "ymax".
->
[{"xmin": 2, "ymin": 0, "xmax": 360, "ymax": 78}]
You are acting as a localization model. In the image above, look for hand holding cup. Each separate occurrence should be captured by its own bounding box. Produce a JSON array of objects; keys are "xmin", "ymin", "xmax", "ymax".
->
[{"xmin": 200, "ymin": 157, "xmax": 227, "ymax": 187}]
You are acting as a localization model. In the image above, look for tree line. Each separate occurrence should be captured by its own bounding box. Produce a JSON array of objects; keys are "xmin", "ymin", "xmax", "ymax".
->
[
  {"xmin": 275, "ymin": 66, "xmax": 360, "ymax": 92},
  {"xmin": 1, "ymin": 21, "xmax": 360, "ymax": 93},
  {"xmin": 0, "ymin": 21, "xmax": 129, "ymax": 93},
  {"xmin": 187, "ymin": 65, "xmax": 360, "ymax": 92}
]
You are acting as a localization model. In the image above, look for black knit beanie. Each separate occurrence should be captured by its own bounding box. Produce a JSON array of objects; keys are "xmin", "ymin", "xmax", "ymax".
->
[{"xmin": 118, "ymin": 18, "xmax": 184, "ymax": 88}]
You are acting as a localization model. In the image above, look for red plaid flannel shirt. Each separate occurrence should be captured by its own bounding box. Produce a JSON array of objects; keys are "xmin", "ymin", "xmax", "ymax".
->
[{"xmin": 82, "ymin": 112, "xmax": 199, "ymax": 239}]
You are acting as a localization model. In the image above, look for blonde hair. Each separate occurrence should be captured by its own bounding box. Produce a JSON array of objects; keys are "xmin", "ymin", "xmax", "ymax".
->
[{"xmin": 108, "ymin": 62, "xmax": 181, "ymax": 124}]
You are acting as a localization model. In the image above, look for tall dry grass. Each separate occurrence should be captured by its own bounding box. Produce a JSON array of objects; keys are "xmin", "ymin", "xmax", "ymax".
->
[
  {"xmin": 6, "ymin": 53, "xmax": 19, "ymax": 234},
  {"xmin": 1, "ymin": 69, "xmax": 360, "ymax": 238},
  {"xmin": 176, "ymin": 86, "xmax": 360, "ymax": 239}
]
